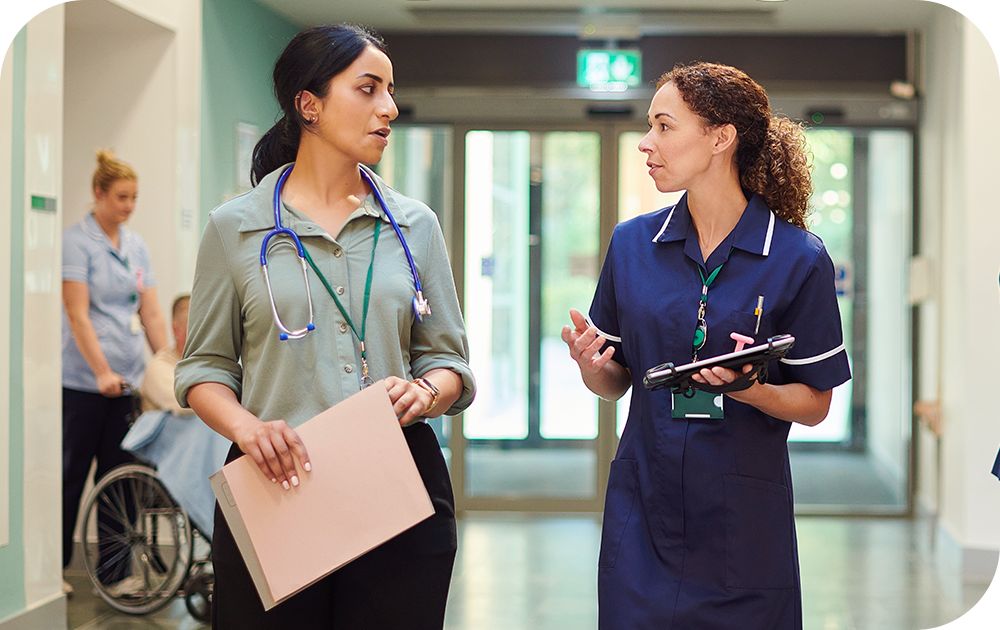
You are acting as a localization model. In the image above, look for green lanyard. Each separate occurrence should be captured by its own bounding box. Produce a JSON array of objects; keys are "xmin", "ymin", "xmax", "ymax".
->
[
  {"xmin": 692, "ymin": 263, "xmax": 724, "ymax": 361},
  {"xmin": 300, "ymin": 220, "xmax": 382, "ymax": 388}
]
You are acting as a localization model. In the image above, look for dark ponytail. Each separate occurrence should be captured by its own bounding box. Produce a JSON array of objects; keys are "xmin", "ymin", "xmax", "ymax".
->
[
  {"xmin": 250, "ymin": 24, "xmax": 388, "ymax": 186},
  {"xmin": 657, "ymin": 62, "xmax": 813, "ymax": 229}
]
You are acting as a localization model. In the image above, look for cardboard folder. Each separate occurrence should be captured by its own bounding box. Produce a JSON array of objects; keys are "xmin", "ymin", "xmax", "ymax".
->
[{"xmin": 210, "ymin": 382, "xmax": 434, "ymax": 610}]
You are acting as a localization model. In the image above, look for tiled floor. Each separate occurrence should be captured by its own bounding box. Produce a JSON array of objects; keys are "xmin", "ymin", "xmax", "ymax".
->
[{"xmin": 66, "ymin": 514, "xmax": 991, "ymax": 629}]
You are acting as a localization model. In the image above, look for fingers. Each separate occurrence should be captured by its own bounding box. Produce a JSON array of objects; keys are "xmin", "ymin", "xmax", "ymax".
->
[
  {"xmin": 387, "ymin": 378, "xmax": 431, "ymax": 427},
  {"xmin": 568, "ymin": 308, "xmax": 589, "ymax": 333},
  {"xmin": 282, "ymin": 425, "xmax": 312, "ymax": 474},
  {"xmin": 240, "ymin": 420, "xmax": 306, "ymax": 491},
  {"xmin": 692, "ymin": 366, "xmax": 739, "ymax": 387},
  {"xmin": 591, "ymin": 345, "xmax": 616, "ymax": 369}
]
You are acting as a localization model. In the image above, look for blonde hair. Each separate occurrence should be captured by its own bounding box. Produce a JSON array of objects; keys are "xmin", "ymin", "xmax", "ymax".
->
[{"xmin": 91, "ymin": 149, "xmax": 137, "ymax": 193}]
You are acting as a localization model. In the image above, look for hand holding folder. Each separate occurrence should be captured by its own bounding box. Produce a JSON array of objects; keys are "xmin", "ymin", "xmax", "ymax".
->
[{"xmin": 210, "ymin": 381, "xmax": 434, "ymax": 610}]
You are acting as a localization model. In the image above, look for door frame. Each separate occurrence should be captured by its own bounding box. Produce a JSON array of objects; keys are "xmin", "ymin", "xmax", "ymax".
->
[{"xmin": 449, "ymin": 122, "xmax": 632, "ymax": 513}]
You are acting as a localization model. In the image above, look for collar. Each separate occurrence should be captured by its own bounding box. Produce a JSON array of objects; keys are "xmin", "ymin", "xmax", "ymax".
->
[
  {"xmin": 651, "ymin": 192, "xmax": 776, "ymax": 257},
  {"xmin": 237, "ymin": 163, "xmax": 411, "ymax": 233}
]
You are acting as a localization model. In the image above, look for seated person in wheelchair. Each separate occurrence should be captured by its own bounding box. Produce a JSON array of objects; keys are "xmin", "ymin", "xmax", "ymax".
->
[{"xmin": 141, "ymin": 294, "xmax": 192, "ymax": 415}]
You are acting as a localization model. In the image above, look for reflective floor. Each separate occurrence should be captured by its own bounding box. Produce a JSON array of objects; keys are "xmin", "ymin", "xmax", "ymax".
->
[{"xmin": 66, "ymin": 514, "xmax": 991, "ymax": 630}]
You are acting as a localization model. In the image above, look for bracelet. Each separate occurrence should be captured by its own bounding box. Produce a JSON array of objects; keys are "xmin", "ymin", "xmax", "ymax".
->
[{"xmin": 411, "ymin": 377, "xmax": 440, "ymax": 416}]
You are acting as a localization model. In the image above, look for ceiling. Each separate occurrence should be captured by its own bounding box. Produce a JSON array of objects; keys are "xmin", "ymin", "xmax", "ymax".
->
[{"xmin": 253, "ymin": 0, "xmax": 943, "ymax": 36}]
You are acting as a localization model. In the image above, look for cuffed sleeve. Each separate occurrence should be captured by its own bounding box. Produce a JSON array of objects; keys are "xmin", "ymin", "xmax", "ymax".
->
[
  {"xmin": 588, "ymin": 227, "xmax": 628, "ymax": 369},
  {"xmin": 774, "ymin": 248, "xmax": 851, "ymax": 391},
  {"xmin": 62, "ymin": 230, "xmax": 90, "ymax": 283},
  {"xmin": 175, "ymin": 217, "xmax": 243, "ymax": 407},
  {"xmin": 408, "ymin": 216, "xmax": 476, "ymax": 416}
]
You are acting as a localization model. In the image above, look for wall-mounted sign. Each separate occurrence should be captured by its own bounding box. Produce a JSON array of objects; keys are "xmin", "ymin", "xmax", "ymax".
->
[{"xmin": 577, "ymin": 49, "xmax": 642, "ymax": 92}]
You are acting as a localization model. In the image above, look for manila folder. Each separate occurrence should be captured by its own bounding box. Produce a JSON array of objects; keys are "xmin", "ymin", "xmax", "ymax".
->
[{"xmin": 210, "ymin": 381, "xmax": 434, "ymax": 610}]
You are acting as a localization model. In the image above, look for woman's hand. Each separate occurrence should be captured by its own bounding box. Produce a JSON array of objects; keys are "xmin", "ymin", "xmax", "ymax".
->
[
  {"xmin": 385, "ymin": 376, "xmax": 433, "ymax": 427},
  {"xmin": 562, "ymin": 308, "xmax": 616, "ymax": 378},
  {"xmin": 96, "ymin": 370, "xmax": 127, "ymax": 397},
  {"xmin": 690, "ymin": 363, "xmax": 756, "ymax": 395},
  {"xmin": 692, "ymin": 365, "xmax": 832, "ymax": 425},
  {"xmin": 232, "ymin": 417, "xmax": 311, "ymax": 491}
]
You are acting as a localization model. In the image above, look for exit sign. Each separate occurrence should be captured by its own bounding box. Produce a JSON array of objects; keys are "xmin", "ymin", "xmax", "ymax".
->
[{"xmin": 577, "ymin": 49, "xmax": 642, "ymax": 92}]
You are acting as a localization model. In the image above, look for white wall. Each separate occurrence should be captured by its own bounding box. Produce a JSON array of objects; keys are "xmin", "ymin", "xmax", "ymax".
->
[
  {"xmin": 920, "ymin": 4, "xmax": 1000, "ymax": 579},
  {"xmin": 22, "ymin": 2, "xmax": 65, "ymax": 617},
  {"xmin": 63, "ymin": 0, "xmax": 179, "ymax": 320}
]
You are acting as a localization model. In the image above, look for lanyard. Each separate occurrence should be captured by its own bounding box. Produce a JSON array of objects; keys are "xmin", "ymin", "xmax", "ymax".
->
[
  {"xmin": 692, "ymin": 263, "xmax": 724, "ymax": 361},
  {"xmin": 300, "ymin": 219, "xmax": 382, "ymax": 388}
]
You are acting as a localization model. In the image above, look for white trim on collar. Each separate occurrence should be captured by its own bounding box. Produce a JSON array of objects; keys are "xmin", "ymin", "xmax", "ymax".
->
[
  {"xmin": 779, "ymin": 344, "xmax": 845, "ymax": 365},
  {"xmin": 762, "ymin": 210, "xmax": 775, "ymax": 256},
  {"xmin": 652, "ymin": 206, "xmax": 675, "ymax": 243}
]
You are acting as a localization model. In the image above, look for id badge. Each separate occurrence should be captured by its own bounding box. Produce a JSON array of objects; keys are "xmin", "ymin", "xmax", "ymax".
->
[
  {"xmin": 129, "ymin": 312, "xmax": 142, "ymax": 335},
  {"xmin": 672, "ymin": 389, "xmax": 724, "ymax": 420}
]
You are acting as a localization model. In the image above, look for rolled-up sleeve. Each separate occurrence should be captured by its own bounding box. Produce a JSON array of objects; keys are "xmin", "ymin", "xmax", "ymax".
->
[
  {"xmin": 409, "ymin": 217, "xmax": 476, "ymax": 416},
  {"xmin": 174, "ymin": 217, "xmax": 243, "ymax": 407}
]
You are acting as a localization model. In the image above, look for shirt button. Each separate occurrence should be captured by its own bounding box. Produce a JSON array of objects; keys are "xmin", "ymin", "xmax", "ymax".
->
[
  {"xmin": 344, "ymin": 364, "xmax": 354, "ymax": 374},
  {"xmin": 335, "ymin": 286, "xmax": 345, "ymax": 295},
  {"xmin": 333, "ymin": 247, "xmax": 343, "ymax": 257},
  {"xmin": 339, "ymin": 322, "xmax": 348, "ymax": 333}
]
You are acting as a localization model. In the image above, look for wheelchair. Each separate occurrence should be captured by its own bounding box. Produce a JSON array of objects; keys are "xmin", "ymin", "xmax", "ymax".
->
[{"xmin": 78, "ymin": 462, "xmax": 214, "ymax": 622}]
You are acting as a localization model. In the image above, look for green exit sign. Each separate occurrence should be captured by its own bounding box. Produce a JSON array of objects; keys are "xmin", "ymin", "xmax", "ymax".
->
[{"xmin": 577, "ymin": 49, "xmax": 642, "ymax": 92}]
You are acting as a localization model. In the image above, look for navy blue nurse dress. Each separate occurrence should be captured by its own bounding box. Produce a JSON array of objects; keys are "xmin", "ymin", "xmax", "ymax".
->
[
  {"xmin": 992, "ymin": 449, "xmax": 999, "ymax": 480},
  {"xmin": 590, "ymin": 194, "xmax": 852, "ymax": 630}
]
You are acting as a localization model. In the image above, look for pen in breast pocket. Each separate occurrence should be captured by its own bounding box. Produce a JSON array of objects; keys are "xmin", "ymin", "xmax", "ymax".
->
[{"xmin": 754, "ymin": 295, "xmax": 764, "ymax": 335}]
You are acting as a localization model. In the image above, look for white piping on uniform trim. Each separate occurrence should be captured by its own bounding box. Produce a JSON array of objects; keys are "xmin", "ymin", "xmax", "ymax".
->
[
  {"xmin": 779, "ymin": 344, "xmax": 845, "ymax": 365},
  {"xmin": 584, "ymin": 315, "xmax": 623, "ymax": 343},
  {"xmin": 652, "ymin": 207, "xmax": 675, "ymax": 243},
  {"xmin": 762, "ymin": 211, "xmax": 775, "ymax": 256}
]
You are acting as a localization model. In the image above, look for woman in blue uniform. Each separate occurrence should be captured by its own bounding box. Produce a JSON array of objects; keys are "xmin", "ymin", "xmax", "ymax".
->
[{"xmin": 563, "ymin": 62, "xmax": 851, "ymax": 629}]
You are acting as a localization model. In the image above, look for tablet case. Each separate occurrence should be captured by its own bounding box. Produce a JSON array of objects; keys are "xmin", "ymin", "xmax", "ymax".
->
[{"xmin": 643, "ymin": 334, "xmax": 796, "ymax": 393}]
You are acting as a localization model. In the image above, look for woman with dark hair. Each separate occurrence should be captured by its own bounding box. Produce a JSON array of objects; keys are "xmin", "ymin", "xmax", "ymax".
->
[
  {"xmin": 563, "ymin": 62, "xmax": 851, "ymax": 629},
  {"xmin": 176, "ymin": 24, "xmax": 474, "ymax": 627}
]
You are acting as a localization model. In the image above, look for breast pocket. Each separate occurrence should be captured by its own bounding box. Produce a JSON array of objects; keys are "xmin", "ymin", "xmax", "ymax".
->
[
  {"xmin": 599, "ymin": 459, "xmax": 639, "ymax": 569},
  {"xmin": 723, "ymin": 474, "xmax": 796, "ymax": 589}
]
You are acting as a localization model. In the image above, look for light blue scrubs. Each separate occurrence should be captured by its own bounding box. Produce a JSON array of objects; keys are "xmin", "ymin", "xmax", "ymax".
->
[
  {"xmin": 62, "ymin": 213, "xmax": 156, "ymax": 391},
  {"xmin": 590, "ymin": 193, "xmax": 851, "ymax": 629}
]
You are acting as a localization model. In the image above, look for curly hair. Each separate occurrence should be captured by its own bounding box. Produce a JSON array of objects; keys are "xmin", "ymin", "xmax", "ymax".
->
[{"xmin": 656, "ymin": 62, "xmax": 812, "ymax": 229}]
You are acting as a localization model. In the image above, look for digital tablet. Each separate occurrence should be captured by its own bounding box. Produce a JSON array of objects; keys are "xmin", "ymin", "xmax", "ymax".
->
[{"xmin": 643, "ymin": 334, "xmax": 796, "ymax": 393}]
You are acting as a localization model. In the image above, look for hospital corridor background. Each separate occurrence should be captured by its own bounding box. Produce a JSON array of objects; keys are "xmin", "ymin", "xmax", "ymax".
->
[{"xmin": 1, "ymin": 0, "xmax": 999, "ymax": 628}]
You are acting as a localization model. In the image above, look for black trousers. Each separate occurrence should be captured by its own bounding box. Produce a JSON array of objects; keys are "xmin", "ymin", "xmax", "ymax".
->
[
  {"xmin": 62, "ymin": 387, "xmax": 137, "ymax": 580},
  {"xmin": 212, "ymin": 422, "xmax": 458, "ymax": 629}
]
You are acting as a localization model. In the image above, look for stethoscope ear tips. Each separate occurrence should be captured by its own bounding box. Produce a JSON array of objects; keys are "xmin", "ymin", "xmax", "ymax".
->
[
  {"xmin": 279, "ymin": 332, "xmax": 289, "ymax": 341},
  {"xmin": 307, "ymin": 323, "xmax": 316, "ymax": 331}
]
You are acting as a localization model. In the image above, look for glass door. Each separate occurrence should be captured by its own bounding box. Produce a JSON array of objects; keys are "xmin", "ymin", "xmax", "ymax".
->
[{"xmin": 454, "ymin": 128, "xmax": 609, "ymax": 510}]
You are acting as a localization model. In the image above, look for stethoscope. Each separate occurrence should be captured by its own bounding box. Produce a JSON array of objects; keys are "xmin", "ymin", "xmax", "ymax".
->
[{"xmin": 260, "ymin": 164, "xmax": 430, "ymax": 341}]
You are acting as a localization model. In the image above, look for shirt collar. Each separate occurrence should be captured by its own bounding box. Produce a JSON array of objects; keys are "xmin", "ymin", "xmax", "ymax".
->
[
  {"xmin": 82, "ymin": 213, "xmax": 129, "ymax": 256},
  {"xmin": 237, "ymin": 163, "xmax": 411, "ymax": 233},
  {"xmin": 651, "ymin": 192, "xmax": 776, "ymax": 257}
]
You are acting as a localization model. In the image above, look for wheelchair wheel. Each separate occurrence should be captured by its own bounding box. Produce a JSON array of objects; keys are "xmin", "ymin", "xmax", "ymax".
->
[
  {"xmin": 80, "ymin": 464, "xmax": 194, "ymax": 615},
  {"xmin": 183, "ymin": 561, "xmax": 213, "ymax": 623}
]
